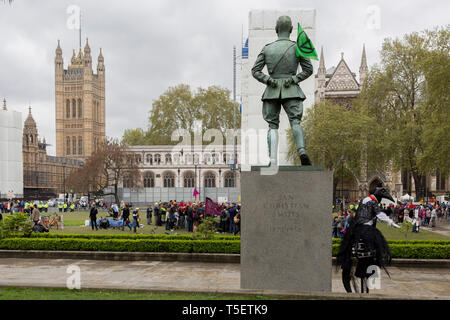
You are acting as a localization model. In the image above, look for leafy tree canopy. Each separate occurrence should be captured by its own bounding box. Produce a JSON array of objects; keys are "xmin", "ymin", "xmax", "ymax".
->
[{"xmin": 122, "ymin": 84, "xmax": 240, "ymax": 146}]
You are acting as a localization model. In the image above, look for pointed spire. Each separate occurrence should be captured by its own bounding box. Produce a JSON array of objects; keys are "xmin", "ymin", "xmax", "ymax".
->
[
  {"xmin": 98, "ymin": 47, "xmax": 104, "ymax": 62},
  {"xmin": 359, "ymin": 44, "xmax": 368, "ymax": 86},
  {"xmin": 24, "ymin": 104, "xmax": 37, "ymax": 128},
  {"xmin": 84, "ymin": 37, "xmax": 91, "ymax": 54},
  {"xmin": 360, "ymin": 43, "xmax": 368, "ymax": 71},
  {"xmin": 56, "ymin": 39, "xmax": 62, "ymax": 56},
  {"xmin": 71, "ymin": 49, "xmax": 76, "ymax": 64},
  {"xmin": 318, "ymin": 46, "xmax": 326, "ymax": 75},
  {"xmin": 340, "ymin": 52, "xmax": 344, "ymax": 60}
]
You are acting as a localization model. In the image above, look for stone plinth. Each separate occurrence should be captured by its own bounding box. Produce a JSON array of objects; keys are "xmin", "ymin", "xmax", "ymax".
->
[{"xmin": 241, "ymin": 167, "xmax": 332, "ymax": 292}]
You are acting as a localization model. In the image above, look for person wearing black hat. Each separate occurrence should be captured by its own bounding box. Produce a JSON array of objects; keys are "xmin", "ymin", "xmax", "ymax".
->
[
  {"xmin": 121, "ymin": 203, "xmax": 131, "ymax": 231},
  {"xmin": 337, "ymin": 185, "xmax": 400, "ymax": 293}
]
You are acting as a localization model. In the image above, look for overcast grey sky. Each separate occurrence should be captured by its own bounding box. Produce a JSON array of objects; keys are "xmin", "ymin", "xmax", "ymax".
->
[{"xmin": 0, "ymin": 0, "xmax": 448, "ymax": 155}]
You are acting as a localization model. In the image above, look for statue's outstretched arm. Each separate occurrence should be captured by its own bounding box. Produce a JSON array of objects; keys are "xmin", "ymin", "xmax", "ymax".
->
[{"xmin": 376, "ymin": 212, "xmax": 401, "ymax": 228}]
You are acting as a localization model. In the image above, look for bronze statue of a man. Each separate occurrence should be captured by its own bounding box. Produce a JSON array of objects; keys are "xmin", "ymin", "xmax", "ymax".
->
[{"xmin": 252, "ymin": 15, "xmax": 313, "ymax": 166}]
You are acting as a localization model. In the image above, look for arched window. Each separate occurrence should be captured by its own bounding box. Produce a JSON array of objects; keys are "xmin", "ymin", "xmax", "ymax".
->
[
  {"xmin": 224, "ymin": 172, "xmax": 235, "ymax": 187},
  {"xmin": 165, "ymin": 154, "xmax": 172, "ymax": 164},
  {"xmin": 143, "ymin": 171, "xmax": 155, "ymax": 188},
  {"xmin": 163, "ymin": 172, "xmax": 175, "ymax": 188},
  {"xmin": 78, "ymin": 99, "xmax": 82, "ymax": 118},
  {"xmin": 66, "ymin": 136, "xmax": 71, "ymax": 155},
  {"xmin": 72, "ymin": 99, "xmax": 76, "ymax": 118},
  {"xmin": 203, "ymin": 153, "xmax": 211, "ymax": 164},
  {"xmin": 212, "ymin": 153, "xmax": 219, "ymax": 164},
  {"xmin": 193, "ymin": 153, "xmax": 200, "ymax": 164},
  {"xmin": 146, "ymin": 154, "xmax": 153, "ymax": 164},
  {"xmin": 78, "ymin": 136, "xmax": 83, "ymax": 155},
  {"xmin": 72, "ymin": 136, "xmax": 76, "ymax": 155},
  {"xmin": 204, "ymin": 172, "xmax": 216, "ymax": 188},
  {"xmin": 185, "ymin": 153, "xmax": 193, "ymax": 164},
  {"xmin": 223, "ymin": 153, "xmax": 232, "ymax": 164},
  {"xmin": 154, "ymin": 154, "xmax": 161, "ymax": 165},
  {"xmin": 30, "ymin": 134, "xmax": 34, "ymax": 144},
  {"xmin": 184, "ymin": 172, "xmax": 195, "ymax": 188},
  {"xmin": 123, "ymin": 175, "xmax": 133, "ymax": 188},
  {"xmin": 173, "ymin": 152, "xmax": 181, "ymax": 165},
  {"xmin": 66, "ymin": 99, "xmax": 70, "ymax": 118}
]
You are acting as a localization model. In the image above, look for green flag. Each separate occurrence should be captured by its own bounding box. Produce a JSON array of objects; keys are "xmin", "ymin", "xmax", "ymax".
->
[{"xmin": 296, "ymin": 23, "xmax": 318, "ymax": 60}]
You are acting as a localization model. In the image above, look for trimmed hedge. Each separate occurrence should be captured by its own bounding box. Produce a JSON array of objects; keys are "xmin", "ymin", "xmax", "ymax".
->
[
  {"xmin": 0, "ymin": 238, "xmax": 240, "ymax": 254},
  {"xmin": 332, "ymin": 238, "xmax": 450, "ymax": 245},
  {"xmin": 29, "ymin": 233, "xmax": 240, "ymax": 241},
  {"xmin": 331, "ymin": 243, "xmax": 450, "ymax": 259},
  {"xmin": 30, "ymin": 234, "xmax": 448, "ymax": 247},
  {"xmin": 0, "ymin": 238, "xmax": 448, "ymax": 258}
]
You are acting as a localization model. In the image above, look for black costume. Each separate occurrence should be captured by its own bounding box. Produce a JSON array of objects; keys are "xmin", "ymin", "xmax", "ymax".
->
[{"xmin": 337, "ymin": 187, "xmax": 396, "ymax": 293}]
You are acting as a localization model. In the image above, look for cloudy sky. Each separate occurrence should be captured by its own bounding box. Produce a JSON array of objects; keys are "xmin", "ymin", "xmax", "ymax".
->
[{"xmin": 0, "ymin": 0, "xmax": 448, "ymax": 155}]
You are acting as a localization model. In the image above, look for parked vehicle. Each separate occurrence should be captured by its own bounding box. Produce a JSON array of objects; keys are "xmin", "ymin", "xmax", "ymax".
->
[{"xmin": 47, "ymin": 199, "xmax": 56, "ymax": 207}]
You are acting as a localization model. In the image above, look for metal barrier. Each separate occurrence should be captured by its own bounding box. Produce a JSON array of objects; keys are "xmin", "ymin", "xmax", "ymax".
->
[{"xmin": 103, "ymin": 187, "xmax": 241, "ymax": 205}]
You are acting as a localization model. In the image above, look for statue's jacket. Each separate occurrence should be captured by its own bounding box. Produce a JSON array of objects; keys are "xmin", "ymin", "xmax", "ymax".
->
[{"xmin": 251, "ymin": 38, "xmax": 313, "ymax": 101}]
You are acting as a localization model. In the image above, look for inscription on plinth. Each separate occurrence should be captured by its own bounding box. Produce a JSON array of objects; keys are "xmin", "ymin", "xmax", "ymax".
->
[{"xmin": 241, "ymin": 169, "xmax": 332, "ymax": 292}]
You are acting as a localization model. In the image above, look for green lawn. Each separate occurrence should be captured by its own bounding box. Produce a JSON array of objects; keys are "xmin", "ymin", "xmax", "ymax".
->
[
  {"xmin": 42, "ymin": 211, "xmax": 450, "ymax": 240},
  {"xmin": 51, "ymin": 211, "xmax": 194, "ymax": 235},
  {"xmin": 0, "ymin": 286, "xmax": 276, "ymax": 300},
  {"xmin": 375, "ymin": 222, "xmax": 449, "ymax": 240}
]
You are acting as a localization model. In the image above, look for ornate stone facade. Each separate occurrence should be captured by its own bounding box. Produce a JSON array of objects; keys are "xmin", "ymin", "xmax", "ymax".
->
[
  {"xmin": 315, "ymin": 46, "xmax": 366, "ymax": 108},
  {"xmin": 315, "ymin": 46, "xmax": 448, "ymax": 202},
  {"xmin": 23, "ymin": 107, "xmax": 82, "ymax": 199},
  {"xmin": 54, "ymin": 39, "xmax": 105, "ymax": 162},
  {"xmin": 127, "ymin": 145, "xmax": 241, "ymax": 189}
]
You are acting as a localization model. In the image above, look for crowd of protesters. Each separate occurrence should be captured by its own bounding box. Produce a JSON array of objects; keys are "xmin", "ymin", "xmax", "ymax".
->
[
  {"xmin": 100, "ymin": 200, "xmax": 241, "ymax": 235},
  {"xmin": 332, "ymin": 199, "xmax": 450, "ymax": 238}
]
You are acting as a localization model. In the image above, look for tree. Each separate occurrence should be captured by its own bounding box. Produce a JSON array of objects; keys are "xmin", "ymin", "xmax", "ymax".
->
[
  {"xmin": 358, "ymin": 26, "xmax": 450, "ymax": 199},
  {"xmin": 122, "ymin": 84, "xmax": 240, "ymax": 146},
  {"xmin": 287, "ymin": 100, "xmax": 379, "ymax": 191},
  {"xmin": 417, "ymin": 27, "xmax": 450, "ymax": 174},
  {"xmin": 122, "ymin": 128, "xmax": 148, "ymax": 146},
  {"xmin": 67, "ymin": 138, "xmax": 142, "ymax": 204}
]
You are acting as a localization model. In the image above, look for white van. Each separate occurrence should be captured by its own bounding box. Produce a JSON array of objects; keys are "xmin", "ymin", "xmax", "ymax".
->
[{"xmin": 436, "ymin": 195, "xmax": 450, "ymax": 204}]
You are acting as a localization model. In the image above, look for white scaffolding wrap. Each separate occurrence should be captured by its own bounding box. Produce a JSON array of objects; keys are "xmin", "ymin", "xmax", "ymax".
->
[{"xmin": 0, "ymin": 108, "xmax": 23, "ymax": 198}]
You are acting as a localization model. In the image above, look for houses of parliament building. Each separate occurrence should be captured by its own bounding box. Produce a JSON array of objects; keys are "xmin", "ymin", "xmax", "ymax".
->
[{"xmin": 22, "ymin": 39, "xmax": 105, "ymax": 198}]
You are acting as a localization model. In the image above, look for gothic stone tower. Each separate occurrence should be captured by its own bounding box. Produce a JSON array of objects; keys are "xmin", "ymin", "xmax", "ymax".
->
[{"xmin": 55, "ymin": 39, "xmax": 105, "ymax": 161}]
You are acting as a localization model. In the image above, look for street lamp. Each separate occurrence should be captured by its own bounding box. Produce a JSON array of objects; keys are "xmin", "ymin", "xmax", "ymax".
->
[
  {"xmin": 62, "ymin": 158, "xmax": 67, "ymax": 203},
  {"xmin": 341, "ymin": 157, "xmax": 345, "ymax": 211},
  {"xmin": 194, "ymin": 156, "xmax": 198, "ymax": 190}
]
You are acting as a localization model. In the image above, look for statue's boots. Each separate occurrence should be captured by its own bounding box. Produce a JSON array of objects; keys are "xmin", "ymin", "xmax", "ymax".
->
[
  {"xmin": 268, "ymin": 129, "xmax": 278, "ymax": 167},
  {"xmin": 298, "ymin": 148, "xmax": 312, "ymax": 166}
]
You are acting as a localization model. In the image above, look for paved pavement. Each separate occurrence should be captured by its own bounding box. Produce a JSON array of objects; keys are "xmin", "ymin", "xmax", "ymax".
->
[
  {"xmin": 0, "ymin": 258, "xmax": 449, "ymax": 299},
  {"xmin": 421, "ymin": 221, "xmax": 450, "ymax": 237}
]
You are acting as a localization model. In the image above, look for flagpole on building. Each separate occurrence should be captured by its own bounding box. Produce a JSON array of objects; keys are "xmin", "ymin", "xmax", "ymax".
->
[{"xmin": 233, "ymin": 46, "xmax": 237, "ymax": 181}]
